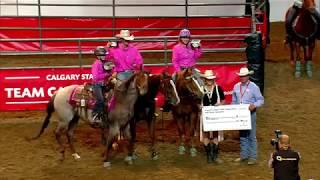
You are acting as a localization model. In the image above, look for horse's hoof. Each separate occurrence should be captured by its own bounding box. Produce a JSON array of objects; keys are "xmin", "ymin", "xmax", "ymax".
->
[
  {"xmin": 178, "ymin": 145, "xmax": 186, "ymax": 155},
  {"xmin": 295, "ymin": 72, "xmax": 301, "ymax": 78},
  {"xmin": 112, "ymin": 142, "xmax": 119, "ymax": 150},
  {"xmin": 103, "ymin": 161, "xmax": 111, "ymax": 168},
  {"xmin": 307, "ymin": 71, "xmax": 313, "ymax": 78},
  {"xmin": 190, "ymin": 147, "xmax": 197, "ymax": 157},
  {"xmin": 58, "ymin": 152, "xmax": 65, "ymax": 162},
  {"xmin": 132, "ymin": 153, "xmax": 139, "ymax": 160},
  {"xmin": 72, "ymin": 153, "xmax": 81, "ymax": 160},
  {"xmin": 151, "ymin": 151, "xmax": 159, "ymax": 160},
  {"xmin": 124, "ymin": 156, "xmax": 133, "ymax": 165},
  {"xmin": 58, "ymin": 156, "xmax": 65, "ymax": 162}
]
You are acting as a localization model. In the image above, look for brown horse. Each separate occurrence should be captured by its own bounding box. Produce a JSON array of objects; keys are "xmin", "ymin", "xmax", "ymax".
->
[
  {"xmin": 131, "ymin": 71, "xmax": 180, "ymax": 160},
  {"xmin": 102, "ymin": 70, "xmax": 149, "ymax": 167},
  {"xmin": 172, "ymin": 68, "xmax": 203, "ymax": 157},
  {"xmin": 285, "ymin": 0, "xmax": 319, "ymax": 78}
]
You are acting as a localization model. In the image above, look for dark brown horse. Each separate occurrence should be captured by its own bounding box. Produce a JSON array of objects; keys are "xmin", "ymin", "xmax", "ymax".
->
[
  {"xmin": 131, "ymin": 70, "xmax": 180, "ymax": 160},
  {"xmin": 102, "ymin": 70, "xmax": 149, "ymax": 167},
  {"xmin": 172, "ymin": 68, "xmax": 203, "ymax": 157},
  {"xmin": 285, "ymin": 0, "xmax": 319, "ymax": 78}
]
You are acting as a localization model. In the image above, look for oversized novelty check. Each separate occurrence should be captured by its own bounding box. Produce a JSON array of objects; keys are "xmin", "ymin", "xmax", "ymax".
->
[{"xmin": 202, "ymin": 104, "xmax": 251, "ymax": 131}]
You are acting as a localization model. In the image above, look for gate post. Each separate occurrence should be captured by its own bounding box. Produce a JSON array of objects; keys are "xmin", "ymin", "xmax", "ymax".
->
[{"xmin": 245, "ymin": 32, "xmax": 265, "ymax": 94}]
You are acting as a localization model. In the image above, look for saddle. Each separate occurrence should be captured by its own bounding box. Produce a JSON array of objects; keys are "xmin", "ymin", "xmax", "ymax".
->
[{"xmin": 69, "ymin": 83, "xmax": 96, "ymax": 110}]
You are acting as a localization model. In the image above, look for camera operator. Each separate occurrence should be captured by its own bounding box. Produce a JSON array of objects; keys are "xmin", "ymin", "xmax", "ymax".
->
[{"xmin": 268, "ymin": 134, "xmax": 301, "ymax": 180}]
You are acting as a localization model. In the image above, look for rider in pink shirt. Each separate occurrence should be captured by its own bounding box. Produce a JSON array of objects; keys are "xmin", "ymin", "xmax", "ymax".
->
[
  {"xmin": 106, "ymin": 30, "xmax": 143, "ymax": 81},
  {"xmin": 91, "ymin": 46, "xmax": 114, "ymax": 123},
  {"xmin": 172, "ymin": 29, "xmax": 203, "ymax": 85}
]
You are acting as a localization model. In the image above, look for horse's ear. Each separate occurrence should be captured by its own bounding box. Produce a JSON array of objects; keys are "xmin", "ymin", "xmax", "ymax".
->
[
  {"xmin": 162, "ymin": 69, "xmax": 170, "ymax": 78},
  {"xmin": 182, "ymin": 68, "xmax": 188, "ymax": 76},
  {"xmin": 183, "ymin": 68, "xmax": 192, "ymax": 77},
  {"xmin": 143, "ymin": 69, "xmax": 151, "ymax": 75}
]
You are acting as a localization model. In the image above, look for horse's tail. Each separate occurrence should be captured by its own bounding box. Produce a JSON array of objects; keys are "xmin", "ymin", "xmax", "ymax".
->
[{"xmin": 29, "ymin": 94, "xmax": 56, "ymax": 140}]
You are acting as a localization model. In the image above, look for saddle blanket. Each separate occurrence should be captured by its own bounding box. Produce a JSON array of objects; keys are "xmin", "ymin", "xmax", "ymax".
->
[{"xmin": 68, "ymin": 85, "xmax": 96, "ymax": 109}]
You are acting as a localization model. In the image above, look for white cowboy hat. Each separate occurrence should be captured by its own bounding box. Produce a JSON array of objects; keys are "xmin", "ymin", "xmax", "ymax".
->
[
  {"xmin": 116, "ymin": 30, "xmax": 134, "ymax": 41},
  {"xmin": 202, "ymin": 70, "xmax": 216, "ymax": 79},
  {"xmin": 237, "ymin": 67, "xmax": 254, "ymax": 76}
]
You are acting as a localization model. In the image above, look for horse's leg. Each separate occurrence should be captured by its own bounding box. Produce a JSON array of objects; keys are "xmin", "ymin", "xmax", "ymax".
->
[
  {"xmin": 289, "ymin": 41, "xmax": 295, "ymax": 65},
  {"xmin": 176, "ymin": 115, "xmax": 186, "ymax": 155},
  {"xmin": 66, "ymin": 115, "xmax": 80, "ymax": 160},
  {"xmin": 304, "ymin": 42, "xmax": 315, "ymax": 78},
  {"xmin": 147, "ymin": 115, "xmax": 159, "ymax": 160},
  {"xmin": 55, "ymin": 122, "xmax": 67, "ymax": 161},
  {"xmin": 129, "ymin": 117, "xmax": 138, "ymax": 159},
  {"xmin": 103, "ymin": 124, "xmax": 118, "ymax": 168},
  {"xmin": 189, "ymin": 111, "xmax": 198, "ymax": 157},
  {"xmin": 294, "ymin": 42, "xmax": 302, "ymax": 78},
  {"xmin": 124, "ymin": 124, "xmax": 134, "ymax": 165}
]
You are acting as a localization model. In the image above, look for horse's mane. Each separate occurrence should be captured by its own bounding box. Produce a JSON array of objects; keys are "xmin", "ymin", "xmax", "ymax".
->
[
  {"xmin": 116, "ymin": 73, "xmax": 137, "ymax": 93},
  {"xmin": 146, "ymin": 74, "xmax": 161, "ymax": 98},
  {"xmin": 175, "ymin": 68, "xmax": 193, "ymax": 90}
]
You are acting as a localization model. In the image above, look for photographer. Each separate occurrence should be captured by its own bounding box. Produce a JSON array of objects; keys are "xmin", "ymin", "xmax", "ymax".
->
[{"xmin": 268, "ymin": 134, "xmax": 301, "ymax": 180}]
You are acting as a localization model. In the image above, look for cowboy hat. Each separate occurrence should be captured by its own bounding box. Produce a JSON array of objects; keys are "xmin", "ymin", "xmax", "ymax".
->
[
  {"xmin": 237, "ymin": 67, "xmax": 254, "ymax": 76},
  {"xmin": 201, "ymin": 70, "xmax": 216, "ymax": 80},
  {"xmin": 116, "ymin": 30, "xmax": 134, "ymax": 41}
]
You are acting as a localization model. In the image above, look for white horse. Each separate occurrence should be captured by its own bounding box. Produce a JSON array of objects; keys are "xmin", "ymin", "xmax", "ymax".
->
[{"xmin": 31, "ymin": 83, "xmax": 112, "ymax": 161}]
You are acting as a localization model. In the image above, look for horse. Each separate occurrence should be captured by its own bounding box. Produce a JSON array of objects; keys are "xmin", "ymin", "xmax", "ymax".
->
[
  {"xmin": 131, "ymin": 70, "xmax": 180, "ymax": 160},
  {"xmin": 285, "ymin": 0, "xmax": 320, "ymax": 78},
  {"xmin": 30, "ymin": 81, "xmax": 114, "ymax": 161},
  {"xmin": 102, "ymin": 70, "xmax": 149, "ymax": 167},
  {"xmin": 171, "ymin": 68, "xmax": 203, "ymax": 157}
]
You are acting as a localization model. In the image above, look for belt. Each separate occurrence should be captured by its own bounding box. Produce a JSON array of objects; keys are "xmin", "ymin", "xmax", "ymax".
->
[
  {"xmin": 118, "ymin": 70, "xmax": 134, "ymax": 73},
  {"xmin": 181, "ymin": 66, "xmax": 194, "ymax": 70}
]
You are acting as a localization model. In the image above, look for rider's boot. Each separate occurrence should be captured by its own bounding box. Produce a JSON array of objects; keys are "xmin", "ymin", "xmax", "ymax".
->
[{"xmin": 204, "ymin": 144, "xmax": 213, "ymax": 163}]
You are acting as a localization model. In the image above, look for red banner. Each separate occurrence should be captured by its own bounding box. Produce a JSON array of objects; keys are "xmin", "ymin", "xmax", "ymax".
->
[{"xmin": 0, "ymin": 64, "xmax": 244, "ymax": 111}]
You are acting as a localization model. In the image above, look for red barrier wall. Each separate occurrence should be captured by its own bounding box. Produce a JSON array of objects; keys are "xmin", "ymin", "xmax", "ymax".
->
[
  {"xmin": 0, "ymin": 17, "xmax": 254, "ymax": 51},
  {"xmin": 0, "ymin": 64, "xmax": 245, "ymax": 111}
]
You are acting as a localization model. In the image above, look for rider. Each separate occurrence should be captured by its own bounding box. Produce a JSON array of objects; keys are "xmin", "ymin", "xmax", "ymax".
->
[
  {"xmin": 91, "ymin": 46, "xmax": 114, "ymax": 123},
  {"xmin": 106, "ymin": 30, "xmax": 143, "ymax": 81},
  {"xmin": 172, "ymin": 29, "xmax": 203, "ymax": 86}
]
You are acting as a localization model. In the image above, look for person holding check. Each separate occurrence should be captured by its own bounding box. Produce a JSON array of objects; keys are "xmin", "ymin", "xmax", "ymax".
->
[
  {"xmin": 201, "ymin": 70, "xmax": 225, "ymax": 164},
  {"xmin": 232, "ymin": 67, "xmax": 264, "ymax": 165}
]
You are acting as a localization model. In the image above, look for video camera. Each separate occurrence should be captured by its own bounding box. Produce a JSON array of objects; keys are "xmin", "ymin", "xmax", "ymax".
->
[{"xmin": 270, "ymin": 130, "xmax": 282, "ymax": 151}]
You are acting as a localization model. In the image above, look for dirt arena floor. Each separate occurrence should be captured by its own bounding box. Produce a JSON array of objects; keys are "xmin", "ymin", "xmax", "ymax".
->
[{"xmin": 1, "ymin": 22, "xmax": 320, "ymax": 180}]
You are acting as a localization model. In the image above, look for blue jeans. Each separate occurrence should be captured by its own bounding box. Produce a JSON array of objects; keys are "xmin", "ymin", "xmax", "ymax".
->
[
  {"xmin": 93, "ymin": 84, "xmax": 105, "ymax": 113},
  {"xmin": 239, "ymin": 112, "xmax": 257, "ymax": 160},
  {"xmin": 117, "ymin": 71, "xmax": 134, "ymax": 81}
]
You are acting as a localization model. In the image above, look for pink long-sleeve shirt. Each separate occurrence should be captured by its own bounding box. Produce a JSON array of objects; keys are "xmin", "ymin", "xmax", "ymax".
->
[
  {"xmin": 91, "ymin": 59, "xmax": 112, "ymax": 84},
  {"xmin": 172, "ymin": 43, "xmax": 202, "ymax": 72},
  {"xmin": 107, "ymin": 43, "xmax": 143, "ymax": 72}
]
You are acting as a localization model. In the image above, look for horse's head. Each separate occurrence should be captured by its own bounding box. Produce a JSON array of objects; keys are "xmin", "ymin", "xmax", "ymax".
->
[
  {"xmin": 134, "ymin": 70, "xmax": 149, "ymax": 96},
  {"xmin": 303, "ymin": 0, "xmax": 316, "ymax": 10},
  {"xmin": 159, "ymin": 70, "xmax": 180, "ymax": 106},
  {"xmin": 176, "ymin": 68, "xmax": 203, "ymax": 100}
]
